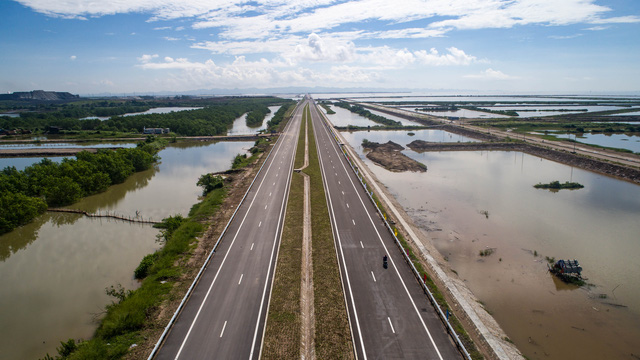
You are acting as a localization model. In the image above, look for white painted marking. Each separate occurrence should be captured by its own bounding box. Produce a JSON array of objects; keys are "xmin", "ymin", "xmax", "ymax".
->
[
  {"xmin": 335, "ymin": 173, "xmax": 337, "ymax": 176},
  {"xmin": 265, "ymin": 205, "xmax": 268, "ymax": 209},
  {"xmin": 338, "ymin": 181, "xmax": 341, "ymax": 185},
  {"xmin": 273, "ymin": 182, "xmax": 276, "ymax": 186},
  {"xmin": 360, "ymin": 241, "xmax": 364, "ymax": 248},
  {"xmin": 346, "ymin": 203, "xmax": 349, "ymax": 208},
  {"xmin": 352, "ymin": 219, "xmax": 355, "ymax": 225},
  {"xmin": 220, "ymin": 321, "xmax": 228, "ymax": 337},
  {"xmin": 342, "ymin": 191, "xmax": 345, "ymax": 195},
  {"xmin": 314, "ymin": 107, "xmax": 445, "ymax": 360},
  {"xmin": 251, "ymin": 243, "xmax": 254, "ymax": 251},
  {"xmin": 259, "ymin": 221, "xmax": 262, "ymax": 227},
  {"xmin": 388, "ymin": 317, "xmax": 395, "ymax": 334},
  {"xmin": 269, "ymin": 192, "xmax": 272, "ymax": 197},
  {"xmin": 238, "ymin": 274, "xmax": 244, "ymax": 285}
]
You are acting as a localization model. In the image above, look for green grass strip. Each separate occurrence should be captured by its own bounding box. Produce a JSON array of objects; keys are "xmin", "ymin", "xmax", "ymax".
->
[
  {"xmin": 305, "ymin": 105, "xmax": 354, "ymax": 358},
  {"xmin": 262, "ymin": 108, "xmax": 305, "ymax": 359}
]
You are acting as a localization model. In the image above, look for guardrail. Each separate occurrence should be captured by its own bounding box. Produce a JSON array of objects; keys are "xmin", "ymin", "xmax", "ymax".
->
[
  {"xmin": 146, "ymin": 101, "xmax": 304, "ymax": 360},
  {"xmin": 314, "ymin": 104, "xmax": 473, "ymax": 360}
]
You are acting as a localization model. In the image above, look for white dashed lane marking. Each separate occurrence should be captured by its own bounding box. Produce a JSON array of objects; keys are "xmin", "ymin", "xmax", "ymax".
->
[{"xmin": 220, "ymin": 321, "xmax": 228, "ymax": 338}]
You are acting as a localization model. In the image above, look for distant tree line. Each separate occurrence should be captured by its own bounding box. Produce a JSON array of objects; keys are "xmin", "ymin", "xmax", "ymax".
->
[
  {"xmin": 0, "ymin": 97, "xmax": 295, "ymax": 136},
  {"xmin": 334, "ymin": 102, "xmax": 402, "ymax": 126},
  {"xmin": 0, "ymin": 138, "xmax": 165, "ymax": 235}
]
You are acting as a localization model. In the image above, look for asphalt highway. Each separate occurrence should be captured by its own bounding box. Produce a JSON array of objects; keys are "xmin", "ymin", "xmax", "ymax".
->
[
  {"xmin": 153, "ymin": 101, "xmax": 304, "ymax": 360},
  {"xmin": 309, "ymin": 101, "xmax": 462, "ymax": 360}
]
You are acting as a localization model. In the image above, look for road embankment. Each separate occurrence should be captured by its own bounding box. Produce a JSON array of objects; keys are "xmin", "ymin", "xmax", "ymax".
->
[{"xmin": 407, "ymin": 140, "xmax": 640, "ymax": 184}]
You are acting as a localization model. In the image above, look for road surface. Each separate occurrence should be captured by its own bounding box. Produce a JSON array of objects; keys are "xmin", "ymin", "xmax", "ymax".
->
[
  {"xmin": 153, "ymin": 102, "xmax": 303, "ymax": 359},
  {"xmin": 309, "ymin": 101, "xmax": 462, "ymax": 360}
]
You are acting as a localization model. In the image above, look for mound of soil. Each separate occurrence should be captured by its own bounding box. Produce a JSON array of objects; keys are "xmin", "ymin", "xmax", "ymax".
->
[{"xmin": 363, "ymin": 140, "xmax": 427, "ymax": 173}]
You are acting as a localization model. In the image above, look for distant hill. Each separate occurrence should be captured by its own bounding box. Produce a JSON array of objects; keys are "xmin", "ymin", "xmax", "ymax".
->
[{"xmin": 0, "ymin": 90, "xmax": 79, "ymax": 101}]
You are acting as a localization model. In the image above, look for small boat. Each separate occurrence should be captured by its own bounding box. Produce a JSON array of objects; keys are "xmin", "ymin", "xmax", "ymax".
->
[{"xmin": 548, "ymin": 259, "xmax": 583, "ymax": 283}]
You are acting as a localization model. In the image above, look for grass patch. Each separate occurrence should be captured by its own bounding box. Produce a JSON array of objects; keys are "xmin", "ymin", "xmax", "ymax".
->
[
  {"xmin": 262, "ymin": 107, "xmax": 305, "ymax": 359},
  {"xmin": 306, "ymin": 105, "xmax": 354, "ymax": 358}
]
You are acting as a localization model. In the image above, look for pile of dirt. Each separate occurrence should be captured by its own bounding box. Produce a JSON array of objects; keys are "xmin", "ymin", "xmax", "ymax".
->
[{"xmin": 362, "ymin": 140, "xmax": 427, "ymax": 173}]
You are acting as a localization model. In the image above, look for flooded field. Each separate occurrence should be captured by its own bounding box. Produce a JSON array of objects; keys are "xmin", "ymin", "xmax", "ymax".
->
[
  {"xmin": 555, "ymin": 132, "xmax": 640, "ymax": 153},
  {"xmin": 324, "ymin": 105, "xmax": 379, "ymax": 127},
  {"xmin": 341, "ymin": 128, "xmax": 640, "ymax": 359},
  {"xmin": 0, "ymin": 140, "xmax": 251, "ymax": 360}
]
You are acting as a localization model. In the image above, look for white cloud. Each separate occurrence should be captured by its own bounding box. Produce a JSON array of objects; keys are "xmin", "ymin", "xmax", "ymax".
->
[
  {"xmin": 464, "ymin": 68, "xmax": 517, "ymax": 80},
  {"xmin": 549, "ymin": 34, "xmax": 583, "ymax": 39},
  {"xmin": 136, "ymin": 53, "xmax": 382, "ymax": 88},
  {"xmin": 414, "ymin": 47, "xmax": 478, "ymax": 66},
  {"xmin": 137, "ymin": 54, "xmax": 159, "ymax": 63},
  {"xmin": 70, "ymin": 55, "xmax": 77, "ymax": 60},
  {"xmin": 583, "ymin": 25, "xmax": 609, "ymax": 31},
  {"xmin": 164, "ymin": 36, "xmax": 180, "ymax": 41},
  {"xmin": 16, "ymin": 0, "xmax": 639, "ymax": 40}
]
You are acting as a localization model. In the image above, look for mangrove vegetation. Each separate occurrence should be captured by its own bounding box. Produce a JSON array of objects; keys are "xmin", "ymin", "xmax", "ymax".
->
[{"xmin": 0, "ymin": 137, "xmax": 165, "ymax": 234}]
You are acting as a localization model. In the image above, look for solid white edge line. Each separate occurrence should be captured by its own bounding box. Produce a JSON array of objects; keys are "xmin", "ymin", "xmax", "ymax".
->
[
  {"xmin": 172, "ymin": 101, "xmax": 299, "ymax": 360},
  {"xmin": 388, "ymin": 317, "xmax": 395, "ymax": 334},
  {"xmin": 325, "ymin": 110, "xmax": 445, "ymax": 360},
  {"xmin": 312, "ymin": 105, "xmax": 367, "ymax": 360},
  {"xmin": 371, "ymin": 271, "xmax": 376, "ymax": 282},
  {"xmin": 253, "ymin": 99, "xmax": 301, "ymax": 360}
]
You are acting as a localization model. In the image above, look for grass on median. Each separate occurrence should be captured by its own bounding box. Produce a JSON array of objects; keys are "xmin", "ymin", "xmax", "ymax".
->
[
  {"xmin": 262, "ymin": 108, "xmax": 306, "ymax": 359},
  {"xmin": 305, "ymin": 105, "xmax": 355, "ymax": 359}
]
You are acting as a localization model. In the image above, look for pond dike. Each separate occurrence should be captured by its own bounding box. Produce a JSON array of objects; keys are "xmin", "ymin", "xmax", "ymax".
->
[
  {"xmin": 0, "ymin": 147, "xmax": 122, "ymax": 157},
  {"xmin": 407, "ymin": 140, "xmax": 640, "ymax": 184}
]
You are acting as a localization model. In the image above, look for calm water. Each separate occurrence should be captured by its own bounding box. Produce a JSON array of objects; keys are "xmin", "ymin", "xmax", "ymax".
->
[
  {"xmin": 555, "ymin": 132, "xmax": 640, "ymax": 153},
  {"xmin": 480, "ymin": 105, "xmax": 626, "ymax": 118},
  {"xmin": 0, "ymin": 156, "xmax": 65, "ymax": 171},
  {"xmin": 365, "ymin": 108, "xmax": 421, "ymax": 126},
  {"xmin": 324, "ymin": 106, "xmax": 379, "ymax": 127},
  {"xmin": 410, "ymin": 107, "xmax": 511, "ymax": 119},
  {"xmin": 340, "ymin": 128, "xmax": 479, "ymax": 149},
  {"xmin": 81, "ymin": 107, "xmax": 203, "ymax": 120},
  {"xmin": 0, "ymin": 140, "xmax": 251, "ymax": 360},
  {"xmin": 342, "ymin": 129, "xmax": 640, "ymax": 359},
  {"xmin": 0, "ymin": 142, "xmax": 137, "ymax": 150},
  {"xmin": 227, "ymin": 106, "xmax": 281, "ymax": 135}
]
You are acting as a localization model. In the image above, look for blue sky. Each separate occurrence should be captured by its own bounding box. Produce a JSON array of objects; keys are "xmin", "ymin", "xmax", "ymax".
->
[{"xmin": 1, "ymin": 0, "xmax": 639, "ymax": 95}]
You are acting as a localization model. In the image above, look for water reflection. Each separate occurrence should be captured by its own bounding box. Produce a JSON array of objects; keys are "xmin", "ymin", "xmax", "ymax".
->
[
  {"xmin": 0, "ymin": 140, "xmax": 251, "ymax": 360},
  {"xmin": 343, "ymin": 131, "xmax": 640, "ymax": 359},
  {"xmin": 556, "ymin": 132, "xmax": 640, "ymax": 153},
  {"xmin": 227, "ymin": 106, "xmax": 281, "ymax": 135},
  {"xmin": 325, "ymin": 106, "xmax": 379, "ymax": 127}
]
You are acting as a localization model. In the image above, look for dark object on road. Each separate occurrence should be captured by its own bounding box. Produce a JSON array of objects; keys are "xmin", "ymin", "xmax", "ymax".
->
[{"xmin": 383, "ymin": 255, "xmax": 388, "ymax": 269}]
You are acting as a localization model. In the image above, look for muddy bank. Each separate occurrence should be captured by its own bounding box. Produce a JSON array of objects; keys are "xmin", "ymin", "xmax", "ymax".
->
[
  {"xmin": 407, "ymin": 140, "xmax": 640, "ymax": 184},
  {"xmin": 362, "ymin": 140, "xmax": 427, "ymax": 172}
]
